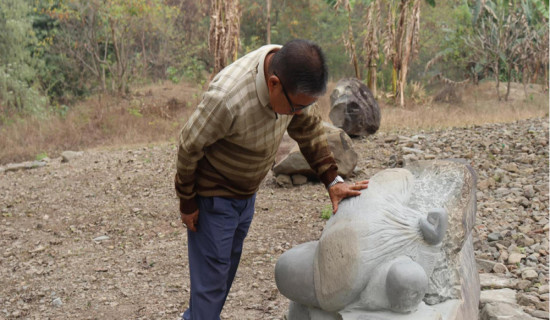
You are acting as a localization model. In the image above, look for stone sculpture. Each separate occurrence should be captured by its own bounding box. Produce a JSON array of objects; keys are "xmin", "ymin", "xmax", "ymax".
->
[
  {"xmin": 329, "ymin": 78, "xmax": 380, "ymax": 137},
  {"xmin": 275, "ymin": 160, "xmax": 479, "ymax": 320}
]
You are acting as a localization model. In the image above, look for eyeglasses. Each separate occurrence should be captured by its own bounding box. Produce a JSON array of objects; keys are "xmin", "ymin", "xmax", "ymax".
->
[{"xmin": 274, "ymin": 72, "xmax": 316, "ymax": 113}]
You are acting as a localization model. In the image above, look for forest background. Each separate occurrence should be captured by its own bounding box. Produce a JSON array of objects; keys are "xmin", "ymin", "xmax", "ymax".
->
[{"xmin": 0, "ymin": 0, "xmax": 548, "ymax": 164}]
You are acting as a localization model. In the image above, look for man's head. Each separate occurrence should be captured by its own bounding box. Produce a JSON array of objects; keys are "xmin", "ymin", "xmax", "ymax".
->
[{"xmin": 267, "ymin": 39, "xmax": 328, "ymax": 115}]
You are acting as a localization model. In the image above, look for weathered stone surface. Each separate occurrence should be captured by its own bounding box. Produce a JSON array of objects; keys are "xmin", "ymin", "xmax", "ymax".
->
[
  {"xmin": 477, "ymin": 258, "xmax": 498, "ymax": 273},
  {"xmin": 61, "ymin": 150, "xmax": 84, "ymax": 163},
  {"xmin": 329, "ymin": 77, "xmax": 380, "ymax": 137},
  {"xmin": 275, "ymin": 174, "xmax": 292, "ymax": 187},
  {"xmin": 291, "ymin": 174, "xmax": 308, "ymax": 186},
  {"xmin": 276, "ymin": 160, "xmax": 479, "ymax": 319},
  {"xmin": 480, "ymin": 302, "xmax": 537, "ymax": 320},
  {"xmin": 526, "ymin": 309, "xmax": 550, "ymax": 319},
  {"xmin": 493, "ymin": 263, "xmax": 508, "ymax": 274},
  {"xmin": 480, "ymin": 273, "xmax": 518, "ymax": 289},
  {"xmin": 480, "ymin": 288, "xmax": 517, "ymax": 305},
  {"xmin": 4, "ymin": 161, "xmax": 47, "ymax": 172},
  {"xmin": 273, "ymin": 122, "xmax": 358, "ymax": 179}
]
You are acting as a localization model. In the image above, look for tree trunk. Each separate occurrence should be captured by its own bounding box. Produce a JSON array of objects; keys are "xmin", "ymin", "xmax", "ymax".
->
[
  {"xmin": 364, "ymin": 0, "xmax": 380, "ymax": 97},
  {"xmin": 495, "ymin": 61, "xmax": 501, "ymax": 101},
  {"xmin": 346, "ymin": 3, "xmax": 360, "ymax": 79},
  {"xmin": 505, "ymin": 68, "xmax": 511, "ymax": 101},
  {"xmin": 266, "ymin": 0, "xmax": 271, "ymax": 44},
  {"xmin": 209, "ymin": 0, "xmax": 241, "ymax": 76},
  {"xmin": 392, "ymin": 0, "xmax": 407, "ymax": 102}
]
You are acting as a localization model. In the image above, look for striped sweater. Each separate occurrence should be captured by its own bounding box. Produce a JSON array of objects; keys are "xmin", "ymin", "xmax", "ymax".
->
[{"xmin": 175, "ymin": 45, "xmax": 338, "ymax": 214}]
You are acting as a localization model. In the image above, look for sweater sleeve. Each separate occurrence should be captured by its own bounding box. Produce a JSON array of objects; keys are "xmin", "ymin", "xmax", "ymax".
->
[
  {"xmin": 286, "ymin": 104, "xmax": 338, "ymax": 187},
  {"xmin": 175, "ymin": 89, "xmax": 233, "ymax": 214}
]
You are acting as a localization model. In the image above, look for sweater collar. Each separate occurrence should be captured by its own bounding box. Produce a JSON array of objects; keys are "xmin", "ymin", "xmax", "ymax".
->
[{"xmin": 256, "ymin": 45, "xmax": 282, "ymax": 107}]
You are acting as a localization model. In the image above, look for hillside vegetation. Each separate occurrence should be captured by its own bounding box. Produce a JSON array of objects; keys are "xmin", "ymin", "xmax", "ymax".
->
[{"xmin": 0, "ymin": 0, "xmax": 548, "ymax": 163}]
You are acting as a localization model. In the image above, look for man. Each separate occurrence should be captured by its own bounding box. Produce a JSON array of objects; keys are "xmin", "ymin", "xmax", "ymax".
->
[{"xmin": 175, "ymin": 39, "xmax": 368, "ymax": 320}]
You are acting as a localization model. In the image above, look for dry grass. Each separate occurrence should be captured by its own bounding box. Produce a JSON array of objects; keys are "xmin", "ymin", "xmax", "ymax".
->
[
  {"xmin": 0, "ymin": 81, "xmax": 200, "ymax": 164},
  {"xmin": 0, "ymin": 80, "xmax": 547, "ymax": 165}
]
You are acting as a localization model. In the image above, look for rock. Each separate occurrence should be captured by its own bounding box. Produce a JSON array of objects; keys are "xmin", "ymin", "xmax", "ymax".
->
[
  {"xmin": 93, "ymin": 235, "xmax": 110, "ymax": 242},
  {"xmin": 516, "ymin": 293, "xmax": 540, "ymax": 307},
  {"xmin": 526, "ymin": 309, "xmax": 549, "ymax": 319},
  {"xmin": 517, "ymin": 280, "xmax": 532, "ymax": 290},
  {"xmin": 477, "ymin": 258, "xmax": 498, "ymax": 273},
  {"xmin": 61, "ymin": 150, "xmax": 84, "ymax": 163},
  {"xmin": 4, "ymin": 160, "xmax": 47, "ymax": 172},
  {"xmin": 52, "ymin": 297, "xmax": 62, "ymax": 307},
  {"xmin": 402, "ymin": 147, "xmax": 424, "ymax": 155},
  {"xmin": 480, "ymin": 288, "xmax": 517, "ymax": 305},
  {"xmin": 273, "ymin": 123, "xmax": 358, "ymax": 179},
  {"xmin": 488, "ymin": 233, "xmax": 502, "ymax": 242},
  {"xmin": 480, "ymin": 302, "xmax": 537, "ymax": 320},
  {"xmin": 329, "ymin": 77, "xmax": 380, "ymax": 137},
  {"xmin": 478, "ymin": 179, "xmax": 495, "ymax": 191},
  {"xmin": 479, "ymin": 273, "xmax": 518, "ymax": 289},
  {"xmin": 521, "ymin": 269, "xmax": 538, "ymax": 280},
  {"xmin": 509, "ymin": 252, "xmax": 526, "ymax": 264},
  {"xmin": 523, "ymin": 185, "xmax": 536, "ymax": 199},
  {"xmin": 275, "ymin": 174, "xmax": 292, "ymax": 188},
  {"xmin": 538, "ymin": 285, "xmax": 549, "ymax": 295},
  {"xmin": 502, "ymin": 163, "xmax": 519, "ymax": 173},
  {"xmin": 493, "ymin": 263, "xmax": 508, "ymax": 274},
  {"xmin": 291, "ymin": 174, "xmax": 308, "ymax": 186}
]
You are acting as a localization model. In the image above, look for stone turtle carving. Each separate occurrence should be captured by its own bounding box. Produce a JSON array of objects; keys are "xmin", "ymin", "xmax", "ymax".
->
[{"xmin": 275, "ymin": 160, "xmax": 479, "ymax": 320}]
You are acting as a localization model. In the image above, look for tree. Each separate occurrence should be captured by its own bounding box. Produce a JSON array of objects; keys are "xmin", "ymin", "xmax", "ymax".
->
[
  {"xmin": 335, "ymin": 0, "xmax": 361, "ymax": 79},
  {"xmin": 465, "ymin": 0, "xmax": 548, "ymax": 100},
  {"xmin": 209, "ymin": 0, "xmax": 241, "ymax": 76},
  {"xmin": 46, "ymin": 0, "xmax": 178, "ymax": 94},
  {"xmin": 382, "ymin": 0, "xmax": 423, "ymax": 107},
  {"xmin": 363, "ymin": 0, "xmax": 381, "ymax": 97},
  {"xmin": 0, "ymin": 0, "xmax": 46, "ymax": 114}
]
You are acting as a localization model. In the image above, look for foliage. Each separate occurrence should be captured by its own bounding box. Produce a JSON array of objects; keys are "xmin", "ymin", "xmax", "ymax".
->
[
  {"xmin": 321, "ymin": 204, "xmax": 332, "ymax": 220},
  {"xmin": 0, "ymin": 0, "xmax": 47, "ymax": 115},
  {"xmin": 43, "ymin": 0, "xmax": 180, "ymax": 94},
  {"xmin": 425, "ymin": 0, "xmax": 549, "ymax": 100},
  {"xmin": 1, "ymin": 0, "xmax": 548, "ymax": 117}
]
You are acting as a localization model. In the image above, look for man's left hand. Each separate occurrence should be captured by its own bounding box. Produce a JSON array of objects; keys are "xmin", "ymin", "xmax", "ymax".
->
[{"xmin": 329, "ymin": 180, "xmax": 369, "ymax": 214}]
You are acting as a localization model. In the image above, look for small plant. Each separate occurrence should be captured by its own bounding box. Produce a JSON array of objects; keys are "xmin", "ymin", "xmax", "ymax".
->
[
  {"xmin": 36, "ymin": 152, "xmax": 48, "ymax": 161},
  {"xmin": 320, "ymin": 205, "xmax": 332, "ymax": 220},
  {"xmin": 128, "ymin": 106, "xmax": 143, "ymax": 117}
]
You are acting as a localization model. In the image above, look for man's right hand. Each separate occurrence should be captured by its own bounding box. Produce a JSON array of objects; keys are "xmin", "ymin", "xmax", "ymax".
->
[{"xmin": 180, "ymin": 210, "xmax": 199, "ymax": 232}]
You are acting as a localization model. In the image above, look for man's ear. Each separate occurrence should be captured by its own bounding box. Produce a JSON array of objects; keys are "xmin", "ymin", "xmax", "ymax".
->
[
  {"xmin": 267, "ymin": 75, "xmax": 280, "ymax": 93},
  {"xmin": 267, "ymin": 75, "xmax": 279, "ymax": 88}
]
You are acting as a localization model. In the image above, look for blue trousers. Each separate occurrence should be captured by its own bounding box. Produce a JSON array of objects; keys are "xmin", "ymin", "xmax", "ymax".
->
[{"xmin": 183, "ymin": 194, "xmax": 256, "ymax": 320}]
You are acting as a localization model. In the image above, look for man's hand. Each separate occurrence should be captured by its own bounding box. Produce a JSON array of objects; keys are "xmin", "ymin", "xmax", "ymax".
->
[
  {"xmin": 329, "ymin": 180, "xmax": 369, "ymax": 213},
  {"xmin": 180, "ymin": 209, "xmax": 199, "ymax": 232}
]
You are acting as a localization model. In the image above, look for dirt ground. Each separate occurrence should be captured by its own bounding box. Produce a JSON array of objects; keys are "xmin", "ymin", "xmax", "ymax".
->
[
  {"xmin": 1, "ymin": 114, "xmax": 549, "ymax": 319},
  {"xmin": 0, "ymin": 136, "xmax": 383, "ymax": 320}
]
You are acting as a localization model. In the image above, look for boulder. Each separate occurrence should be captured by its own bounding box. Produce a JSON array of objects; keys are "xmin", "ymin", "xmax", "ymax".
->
[
  {"xmin": 273, "ymin": 122, "xmax": 358, "ymax": 179},
  {"xmin": 329, "ymin": 77, "xmax": 380, "ymax": 137},
  {"xmin": 61, "ymin": 151, "xmax": 84, "ymax": 163}
]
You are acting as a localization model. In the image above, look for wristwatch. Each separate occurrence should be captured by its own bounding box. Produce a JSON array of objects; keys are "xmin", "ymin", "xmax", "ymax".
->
[{"xmin": 327, "ymin": 175, "xmax": 344, "ymax": 190}]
